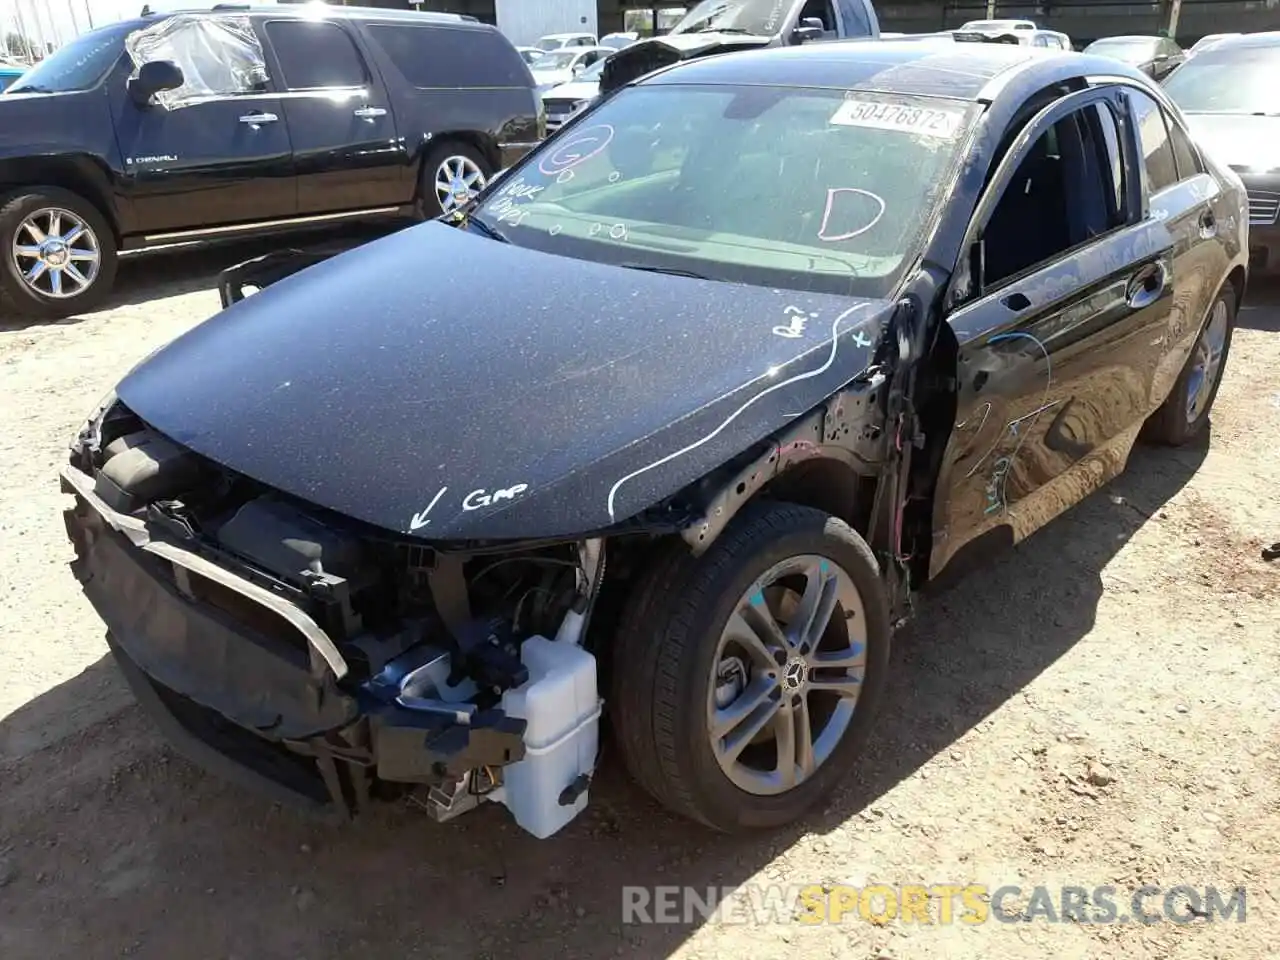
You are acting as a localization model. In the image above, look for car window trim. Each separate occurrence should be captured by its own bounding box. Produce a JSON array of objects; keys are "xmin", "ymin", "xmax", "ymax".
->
[
  {"xmin": 947, "ymin": 84, "xmax": 1135, "ymax": 307},
  {"xmin": 261, "ymin": 17, "xmax": 371, "ymax": 92}
]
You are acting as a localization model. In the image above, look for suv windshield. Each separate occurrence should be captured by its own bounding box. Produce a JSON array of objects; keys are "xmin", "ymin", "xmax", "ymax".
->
[
  {"xmin": 670, "ymin": 0, "xmax": 794, "ymax": 37},
  {"xmin": 4, "ymin": 23, "xmax": 130, "ymax": 94},
  {"xmin": 1162, "ymin": 44, "xmax": 1280, "ymax": 114},
  {"xmin": 471, "ymin": 83, "xmax": 977, "ymax": 299}
]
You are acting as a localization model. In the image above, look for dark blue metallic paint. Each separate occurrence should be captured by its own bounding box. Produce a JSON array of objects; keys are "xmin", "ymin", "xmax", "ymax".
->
[{"xmin": 117, "ymin": 221, "xmax": 892, "ymax": 540}]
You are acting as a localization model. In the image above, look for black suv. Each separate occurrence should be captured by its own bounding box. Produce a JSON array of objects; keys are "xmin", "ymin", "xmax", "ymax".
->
[{"xmin": 0, "ymin": 5, "xmax": 541, "ymax": 319}]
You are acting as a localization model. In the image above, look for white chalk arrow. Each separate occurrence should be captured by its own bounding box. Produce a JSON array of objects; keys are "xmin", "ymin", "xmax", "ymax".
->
[{"xmin": 409, "ymin": 486, "xmax": 448, "ymax": 531}]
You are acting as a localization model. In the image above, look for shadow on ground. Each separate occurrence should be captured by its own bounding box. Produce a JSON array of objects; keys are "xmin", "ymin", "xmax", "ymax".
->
[
  {"xmin": 0, "ymin": 223, "xmax": 393, "ymax": 330},
  {"xmin": 0, "ymin": 433, "xmax": 1209, "ymax": 960},
  {"xmin": 1239, "ymin": 276, "xmax": 1280, "ymax": 332}
]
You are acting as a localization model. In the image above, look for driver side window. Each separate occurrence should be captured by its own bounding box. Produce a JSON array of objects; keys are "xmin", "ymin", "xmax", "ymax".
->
[{"xmin": 980, "ymin": 102, "xmax": 1128, "ymax": 288}]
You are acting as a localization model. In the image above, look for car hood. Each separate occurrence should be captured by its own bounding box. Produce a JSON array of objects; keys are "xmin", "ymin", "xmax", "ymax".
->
[
  {"xmin": 1182, "ymin": 113, "xmax": 1280, "ymax": 172},
  {"xmin": 543, "ymin": 78, "xmax": 599, "ymax": 101},
  {"xmin": 599, "ymin": 32, "xmax": 773, "ymax": 94},
  {"xmin": 116, "ymin": 222, "xmax": 892, "ymax": 541}
]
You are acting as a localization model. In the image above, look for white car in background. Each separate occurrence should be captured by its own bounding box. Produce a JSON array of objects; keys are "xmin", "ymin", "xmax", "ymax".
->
[
  {"xmin": 599, "ymin": 31, "xmax": 638, "ymax": 50},
  {"xmin": 516, "ymin": 46, "xmax": 545, "ymax": 66},
  {"xmin": 529, "ymin": 45, "xmax": 611, "ymax": 93},
  {"xmin": 534, "ymin": 32, "xmax": 597, "ymax": 51},
  {"xmin": 540, "ymin": 56, "xmax": 608, "ymax": 132},
  {"xmin": 958, "ymin": 18, "xmax": 1038, "ymax": 36}
]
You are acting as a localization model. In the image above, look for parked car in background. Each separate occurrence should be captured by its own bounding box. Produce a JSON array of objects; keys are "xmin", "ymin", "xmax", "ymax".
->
[
  {"xmin": 957, "ymin": 18, "xmax": 1038, "ymax": 36},
  {"xmin": 598, "ymin": 0, "xmax": 880, "ymax": 95},
  {"xmin": 541, "ymin": 56, "xmax": 607, "ymax": 131},
  {"xmin": 516, "ymin": 45, "xmax": 545, "ymax": 65},
  {"xmin": 0, "ymin": 57, "xmax": 27, "ymax": 91},
  {"xmin": 529, "ymin": 45, "xmax": 611, "ymax": 92},
  {"xmin": 1162, "ymin": 31, "xmax": 1280, "ymax": 272},
  {"xmin": 1083, "ymin": 35, "xmax": 1185, "ymax": 79},
  {"xmin": 1187, "ymin": 33, "xmax": 1239, "ymax": 57},
  {"xmin": 534, "ymin": 32, "xmax": 597, "ymax": 51},
  {"xmin": 65, "ymin": 40, "xmax": 1246, "ymax": 842},
  {"xmin": 0, "ymin": 5, "xmax": 541, "ymax": 319},
  {"xmin": 599, "ymin": 31, "xmax": 638, "ymax": 50}
]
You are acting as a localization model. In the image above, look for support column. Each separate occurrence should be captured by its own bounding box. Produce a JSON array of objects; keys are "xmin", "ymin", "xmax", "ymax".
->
[{"xmin": 1159, "ymin": 0, "xmax": 1183, "ymax": 37}]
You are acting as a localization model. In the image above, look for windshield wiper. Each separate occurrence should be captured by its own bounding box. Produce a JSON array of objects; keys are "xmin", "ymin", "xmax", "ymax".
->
[
  {"xmin": 6, "ymin": 83, "xmax": 51, "ymax": 94},
  {"xmin": 460, "ymin": 215, "xmax": 510, "ymax": 244},
  {"xmin": 689, "ymin": 25, "xmax": 758, "ymax": 34},
  {"xmin": 619, "ymin": 262, "xmax": 710, "ymax": 280}
]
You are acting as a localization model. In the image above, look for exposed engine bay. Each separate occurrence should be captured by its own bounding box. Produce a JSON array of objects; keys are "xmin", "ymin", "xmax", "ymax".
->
[{"xmin": 62, "ymin": 399, "xmax": 606, "ymax": 838}]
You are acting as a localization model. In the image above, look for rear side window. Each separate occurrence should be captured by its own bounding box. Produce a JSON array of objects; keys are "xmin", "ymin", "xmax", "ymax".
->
[
  {"xmin": 367, "ymin": 24, "xmax": 529, "ymax": 88},
  {"xmin": 1167, "ymin": 118, "xmax": 1203, "ymax": 179},
  {"xmin": 1125, "ymin": 89, "xmax": 1178, "ymax": 194},
  {"xmin": 264, "ymin": 20, "xmax": 367, "ymax": 90}
]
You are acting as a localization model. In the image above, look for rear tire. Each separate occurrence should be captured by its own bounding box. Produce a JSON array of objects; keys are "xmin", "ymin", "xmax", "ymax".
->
[
  {"xmin": 417, "ymin": 141, "xmax": 493, "ymax": 219},
  {"xmin": 1144, "ymin": 284, "xmax": 1235, "ymax": 446},
  {"xmin": 0, "ymin": 187, "xmax": 117, "ymax": 320},
  {"xmin": 610, "ymin": 501, "xmax": 892, "ymax": 832}
]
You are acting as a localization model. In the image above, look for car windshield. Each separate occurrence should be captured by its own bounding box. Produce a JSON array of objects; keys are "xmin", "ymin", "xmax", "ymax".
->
[
  {"xmin": 536, "ymin": 37, "xmax": 568, "ymax": 51},
  {"xmin": 535, "ymin": 50, "xmax": 580, "ymax": 70},
  {"xmin": 4, "ymin": 23, "xmax": 130, "ymax": 94},
  {"xmin": 1084, "ymin": 37, "xmax": 1157, "ymax": 62},
  {"xmin": 471, "ymin": 83, "xmax": 977, "ymax": 299},
  {"xmin": 961, "ymin": 20, "xmax": 1029, "ymax": 31},
  {"xmin": 599, "ymin": 35, "xmax": 633, "ymax": 49},
  {"xmin": 670, "ymin": 0, "xmax": 793, "ymax": 37},
  {"xmin": 1162, "ymin": 44, "xmax": 1280, "ymax": 114}
]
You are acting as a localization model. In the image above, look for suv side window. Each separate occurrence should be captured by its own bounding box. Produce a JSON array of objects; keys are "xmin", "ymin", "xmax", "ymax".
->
[
  {"xmin": 264, "ymin": 19, "xmax": 366, "ymax": 90},
  {"xmin": 1124, "ymin": 89, "xmax": 1178, "ymax": 194},
  {"xmin": 366, "ymin": 24, "xmax": 529, "ymax": 88},
  {"xmin": 980, "ymin": 104, "xmax": 1127, "ymax": 287}
]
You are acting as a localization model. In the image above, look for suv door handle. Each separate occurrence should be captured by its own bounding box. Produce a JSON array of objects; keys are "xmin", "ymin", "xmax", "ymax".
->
[
  {"xmin": 1125, "ymin": 261, "xmax": 1167, "ymax": 309},
  {"xmin": 239, "ymin": 112, "xmax": 278, "ymax": 125},
  {"xmin": 353, "ymin": 106, "xmax": 387, "ymax": 120}
]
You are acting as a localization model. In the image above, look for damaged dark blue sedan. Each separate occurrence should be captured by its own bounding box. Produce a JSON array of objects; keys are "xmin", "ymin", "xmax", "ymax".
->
[{"xmin": 62, "ymin": 41, "xmax": 1247, "ymax": 837}]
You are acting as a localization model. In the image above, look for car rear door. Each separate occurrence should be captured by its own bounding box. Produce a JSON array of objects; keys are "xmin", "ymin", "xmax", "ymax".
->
[
  {"xmin": 110, "ymin": 14, "xmax": 296, "ymax": 236},
  {"xmin": 259, "ymin": 16, "xmax": 406, "ymax": 215},
  {"xmin": 928, "ymin": 85, "xmax": 1176, "ymax": 580}
]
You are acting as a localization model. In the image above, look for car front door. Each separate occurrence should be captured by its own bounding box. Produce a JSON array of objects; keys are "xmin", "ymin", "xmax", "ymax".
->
[
  {"xmin": 260, "ymin": 17, "xmax": 404, "ymax": 215},
  {"xmin": 110, "ymin": 15, "xmax": 296, "ymax": 237},
  {"xmin": 928, "ymin": 86, "xmax": 1177, "ymax": 580}
]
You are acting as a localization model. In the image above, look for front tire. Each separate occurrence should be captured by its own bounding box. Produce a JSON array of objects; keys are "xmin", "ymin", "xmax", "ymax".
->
[
  {"xmin": 417, "ymin": 141, "xmax": 492, "ymax": 219},
  {"xmin": 0, "ymin": 187, "xmax": 117, "ymax": 320},
  {"xmin": 611, "ymin": 502, "xmax": 892, "ymax": 832},
  {"xmin": 1144, "ymin": 284, "xmax": 1235, "ymax": 446}
]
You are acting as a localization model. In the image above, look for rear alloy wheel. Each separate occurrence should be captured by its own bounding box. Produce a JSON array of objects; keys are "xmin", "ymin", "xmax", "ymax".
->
[
  {"xmin": 611, "ymin": 502, "xmax": 891, "ymax": 832},
  {"xmin": 420, "ymin": 142, "xmax": 492, "ymax": 218},
  {"xmin": 0, "ymin": 188, "xmax": 117, "ymax": 320},
  {"xmin": 1145, "ymin": 285, "xmax": 1236, "ymax": 446}
]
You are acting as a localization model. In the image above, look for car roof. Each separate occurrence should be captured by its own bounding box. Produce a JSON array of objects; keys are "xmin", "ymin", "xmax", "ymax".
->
[
  {"xmin": 1088, "ymin": 35, "xmax": 1161, "ymax": 42},
  {"xmin": 159, "ymin": 5, "xmax": 477, "ymax": 26},
  {"xmin": 638, "ymin": 40, "xmax": 1145, "ymax": 102},
  {"xmin": 1201, "ymin": 30, "xmax": 1280, "ymax": 50},
  {"xmin": 541, "ymin": 32, "xmax": 594, "ymax": 38}
]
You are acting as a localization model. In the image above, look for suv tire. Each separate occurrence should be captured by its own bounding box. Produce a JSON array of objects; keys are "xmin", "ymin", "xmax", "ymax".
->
[
  {"xmin": 418, "ymin": 141, "xmax": 493, "ymax": 218},
  {"xmin": 0, "ymin": 187, "xmax": 117, "ymax": 320}
]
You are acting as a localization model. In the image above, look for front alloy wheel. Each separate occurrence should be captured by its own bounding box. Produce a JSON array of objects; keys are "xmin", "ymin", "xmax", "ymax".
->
[
  {"xmin": 611, "ymin": 502, "xmax": 891, "ymax": 832},
  {"xmin": 11, "ymin": 207, "xmax": 102, "ymax": 299},
  {"xmin": 709, "ymin": 556, "xmax": 866, "ymax": 796}
]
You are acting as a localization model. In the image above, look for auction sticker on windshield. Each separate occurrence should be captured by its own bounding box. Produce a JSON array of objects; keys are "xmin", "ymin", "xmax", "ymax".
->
[{"xmin": 829, "ymin": 99, "xmax": 966, "ymax": 140}]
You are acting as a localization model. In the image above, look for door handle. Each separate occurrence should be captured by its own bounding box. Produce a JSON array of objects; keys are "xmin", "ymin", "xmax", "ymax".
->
[
  {"xmin": 353, "ymin": 106, "xmax": 387, "ymax": 120},
  {"xmin": 1198, "ymin": 209, "xmax": 1217, "ymax": 239},
  {"xmin": 239, "ymin": 112, "xmax": 278, "ymax": 125},
  {"xmin": 1125, "ymin": 261, "xmax": 1167, "ymax": 309}
]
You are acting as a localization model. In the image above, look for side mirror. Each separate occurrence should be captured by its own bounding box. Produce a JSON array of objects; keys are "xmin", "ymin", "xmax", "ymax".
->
[
  {"xmin": 1153, "ymin": 53, "xmax": 1169, "ymax": 61},
  {"xmin": 792, "ymin": 17, "xmax": 825, "ymax": 43},
  {"xmin": 127, "ymin": 59, "xmax": 184, "ymax": 106}
]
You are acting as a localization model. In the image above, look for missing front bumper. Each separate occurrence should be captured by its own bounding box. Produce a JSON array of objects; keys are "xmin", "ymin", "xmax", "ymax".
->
[{"xmin": 62, "ymin": 464, "xmax": 527, "ymax": 815}]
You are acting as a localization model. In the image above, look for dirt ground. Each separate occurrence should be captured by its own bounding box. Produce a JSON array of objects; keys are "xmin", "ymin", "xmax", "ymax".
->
[{"xmin": 1, "ymin": 235, "xmax": 1278, "ymax": 960}]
